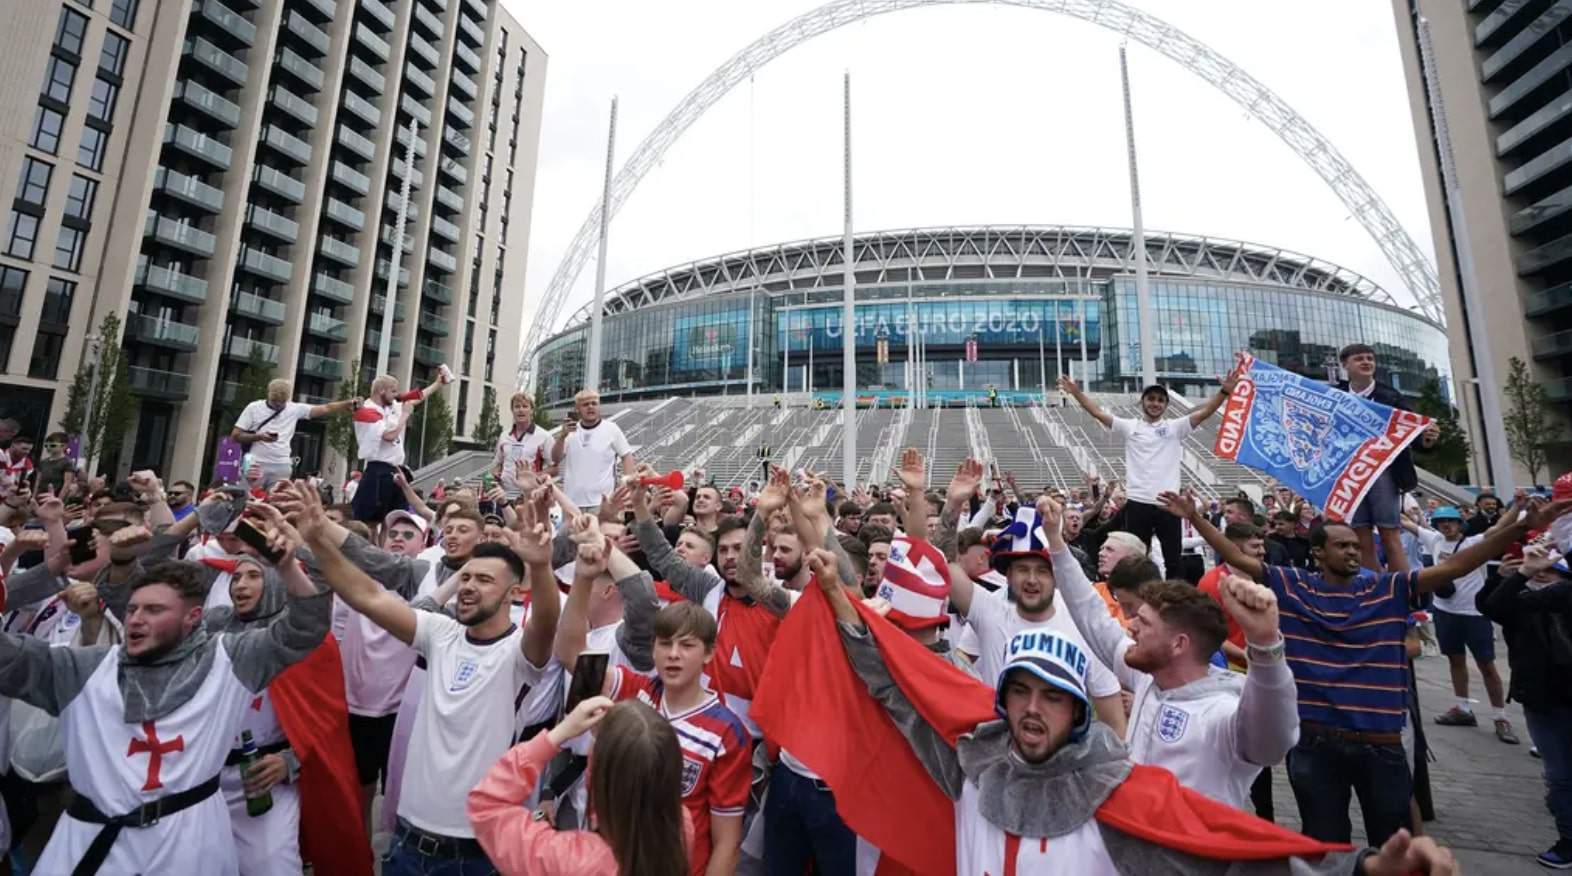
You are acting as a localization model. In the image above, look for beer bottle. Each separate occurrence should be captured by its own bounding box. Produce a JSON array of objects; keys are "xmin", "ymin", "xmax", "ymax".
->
[{"xmin": 238, "ymin": 730, "xmax": 273, "ymax": 817}]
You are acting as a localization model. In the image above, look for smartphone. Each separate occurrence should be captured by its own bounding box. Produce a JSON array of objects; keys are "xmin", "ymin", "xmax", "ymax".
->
[
  {"xmin": 233, "ymin": 518, "xmax": 285, "ymax": 564},
  {"xmin": 567, "ymin": 411, "xmax": 581, "ymax": 424},
  {"xmin": 67, "ymin": 526, "xmax": 95, "ymax": 564},
  {"xmin": 565, "ymin": 651, "xmax": 610, "ymax": 715}
]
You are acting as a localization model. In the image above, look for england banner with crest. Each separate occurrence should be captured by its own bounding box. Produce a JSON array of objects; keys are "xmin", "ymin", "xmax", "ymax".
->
[{"xmin": 1212, "ymin": 354, "xmax": 1432, "ymax": 523}]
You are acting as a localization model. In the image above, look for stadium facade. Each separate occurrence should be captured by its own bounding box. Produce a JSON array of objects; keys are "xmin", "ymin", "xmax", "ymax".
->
[{"xmin": 535, "ymin": 225, "xmax": 1451, "ymax": 408}]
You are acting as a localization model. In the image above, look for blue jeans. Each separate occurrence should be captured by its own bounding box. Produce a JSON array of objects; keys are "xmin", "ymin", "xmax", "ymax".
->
[
  {"xmin": 1526, "ymin": 706, "xmax": 1572, "ymax": 842},
  {"xmin": 764, "ymin": 765, "xmax": 856, "ymax": 876},
  {"xmin": 381, "ymin": 842, "xmax": 497, "ymax": 876},
  {"xmin": 1286, "ymin": 732, "xmax": 1412, "ymax": 845}
]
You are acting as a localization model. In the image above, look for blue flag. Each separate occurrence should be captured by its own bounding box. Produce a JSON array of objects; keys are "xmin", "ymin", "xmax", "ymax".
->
[{"xmin": 1213, "ymin": 354, "xmax": 1431, "ymax": 522}]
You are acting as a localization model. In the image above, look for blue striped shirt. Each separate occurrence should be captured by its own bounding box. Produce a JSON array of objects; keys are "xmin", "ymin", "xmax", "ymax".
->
[{"xmin": 1265, "ymin": 565, "xmax": 1415, "ymax": 733}]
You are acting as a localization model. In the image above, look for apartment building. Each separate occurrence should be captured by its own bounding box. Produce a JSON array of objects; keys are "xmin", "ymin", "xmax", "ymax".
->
[{"xmin": 0, "ymin": 0, "xmax": 545, "ymax": 481}]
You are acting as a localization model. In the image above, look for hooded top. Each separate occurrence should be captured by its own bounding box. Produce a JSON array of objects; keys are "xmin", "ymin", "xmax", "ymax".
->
[{"xmin": 203, "ymin": 556, "xmax": 288, "ymax": 633}]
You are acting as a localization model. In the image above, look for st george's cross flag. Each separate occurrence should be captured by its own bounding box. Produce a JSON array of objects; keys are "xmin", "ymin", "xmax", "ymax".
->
[{"xmin": 1213, "ymin": 353, "xmax": 1431, "ymax": 523}]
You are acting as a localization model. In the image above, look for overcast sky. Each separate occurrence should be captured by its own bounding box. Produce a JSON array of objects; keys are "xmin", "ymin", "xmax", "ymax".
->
[{"xmin": 497, "ymin": 0, "xmax": 1435, "ymax": 344}]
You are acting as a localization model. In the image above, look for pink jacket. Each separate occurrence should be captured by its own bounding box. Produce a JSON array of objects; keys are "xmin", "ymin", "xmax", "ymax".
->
[{"xmin": 467, "ymin": 732, "xmax": 692, "ymax": 876}]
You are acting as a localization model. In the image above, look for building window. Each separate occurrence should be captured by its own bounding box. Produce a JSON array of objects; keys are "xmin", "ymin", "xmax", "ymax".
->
[
  {"xmin": 29, "ymin": 106, "xmax": 64, "ymax": 154},
  {"xmin": 55, "ymin": 8, "xmax": 88, "ymax": 56},
  {"xmin": 77, "ymin": 126, "xmax": 108, "ymax": 171},
  {"xmin": 456, "ymin": 379, "xmax": 469, "ymax": 433},
  {"xmin": 54, "ymin": 227, "xmax": 85, "ymax": 273},
  {"xmin": 99, "ymin": 31, "xmax": 129, "ymax": 78},
  {"xmin": 15, "ymin": 157, "xmax": 53, "ymax": 205},
  {"xmin": 42, "ymin": 56, "xmax": 77, "ymax": 103},
  {"xmin": 43, "ymin": 277, "xmax": 75, "ymax": 323},
  {"xmin": 87, "ymin": 77, "xmax": 120, "ymax": 121},
  {"xmin": 110, "ymin": 0, "xmax": 139, "ymax": 29},
  {"xmin": 5, "ymin": 212, "xmax": 40, "ymax": 259},
  {"xmin": 0, "ymin": 266, "xmax": 27, "ymax": 315},
  {"xmin": 64, "ymin": 175, "xmax": 98, "ymax": 221},
  {"xmin": 28, "ymin": 330, "xmax": 64, "ymax": 379}
]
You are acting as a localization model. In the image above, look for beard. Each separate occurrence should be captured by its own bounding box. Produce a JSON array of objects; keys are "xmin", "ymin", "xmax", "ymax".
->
[
  {"xmin": 457, "ymin": 593, "xmax": 508, "ymax": 627},
  {"xmin": 774, "ymin": 560, "xmax": 802, "ymax": 583}
]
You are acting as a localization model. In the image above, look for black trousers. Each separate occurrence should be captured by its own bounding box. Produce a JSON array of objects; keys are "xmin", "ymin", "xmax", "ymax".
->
[{"xmin": 1117, "ymin": 500, "xmax": 1184, "ymax": 580}]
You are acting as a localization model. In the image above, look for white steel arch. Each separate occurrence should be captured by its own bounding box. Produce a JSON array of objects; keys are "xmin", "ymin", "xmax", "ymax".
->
[{"xmin": 520, "ymin": 0, "xmax": 1444, "ymax": 388}]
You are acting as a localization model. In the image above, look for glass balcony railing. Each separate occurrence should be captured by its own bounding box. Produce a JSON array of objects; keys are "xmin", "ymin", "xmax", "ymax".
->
[
  {"xmin": 360, "ymin": 0, "xmax": 395, "ymax": 31},
  {"xmin": 447, "ymin": 98, "xmax": 474, "ymax": 129},
  {"xmin": 307, "ymin": 312, "xmax": 349, "ymax": 342},
  {"xmin": 407, "ymin": 32, "xmax": 439, "ymax": 69},
  {"xmin": 413, "ymin": 4, "xmax": 444, "ymax": 39},
  {"xmin": 136, "ymin": 258, "xmax": 209, "ymax": 303},
  {"xmin": 391, "ymin": 158, "xmax": 424, "ymax": 188},
  {"xmin": 319, "ymin": 235, "xmax": 360, "ymax": 267},
  {"xmin": 1533, "ymin": 329, "xmax": 1572, "ymax": 359},
  {"xmin": 455, "ymin": 39, "xmax": 480, "ymax": 72},
  {"xmin": 262, "ymin": 124, "xmax": 312, "ymax": 164},
  {"xmin": 173, "ymin": 80, "xmax": 241, "ymax": 127},
  {"xmin": 443, "ymin": 125, "xmax": 472, "ymax": 156},
  {"xmin": 382, "ymin": 225, "xmax": 414, "ymax": 253},
  {"xmin": 400, "ymin": 94, "xmax": 432, "ymax": 127},
  {"xmin": 226, "ymin": 335, "xmax": 281, "ymax": 364},
  {"xmin": 366, "ymin": 330, "xmax": 404, "ymax": 355},
  {"xmin": 164, "ymin": 123, "xmax": 232, "ymax": 169},
  {"xmin": 450, "ymin": 68, "xmax": 477, "ymax": 101},
  {"xmin": 427, "ymin": 247, "xmax": 457, "ymax": 274},
  {"xmin": 419, "ymin": 311, "xmax": 451, "ymax": 336},
  {"xmin": 269, "ymin": 85, "xmax": 319, "ymax": 127},
  {"xmin": 424, "ymin": 0, "xmax": 448, "ymax": 13},
  {"xmin": 1546, "ymin": 377, "xmax": 1572, "ymax": 403},
  {"xmin": 1525, "ymin": 281, "xmax": 1572, "ymax": 318},
  {"xmin": 185, "ymin": 36, "xmax": 247, "ymax": 85},
  {"xmin": 153, "ymin": 167, "xmax": 224, "ymax": 213},
  {"xmin": 435, "ymin": 185, "xmax": 464, "ymax": 213},
  {"xmin": 338, "ymin": 125, "xmax": 375, "ymax": 161},
  {"xmin": 423, "ymin": 278, "xmax": 453, "ymax": 304},
  {"xmin": 247, "ymin": 204, "xmax": 299, "ymax": 242},
  {"xmin": 313, "ymin": 272, "xmax": 354, "ymax": 304},
  {"xmin": 375, "ymin": 260, "xmax": 410, "ymax": 287},
  {"xmin": 354, "ymin": 23, "xmax": 390, "ymax": 61},
  {"xmin": 369, "ymin": 295, "xmax": 408, "ymax": 321},
  {"xmin": 238, "ymin": 248, "xmax": 294, "ymax": 285},
  {"xmin": 126, "ymin": 313, "xmax": 201, "ymax": 349},
  {"xmin": 386, "ymin": 194, "xmax": 421, "ymax": 220},
  {"xmin": 300, "ymin": 353, "xmax": 344, "ymax": 379},
  {"xmin": 253, "ymin": 164, "xmax": 305, "ymax": 203},
  {"xmin": 430, "ymin": 215, "xmax": 460, "ymax": 242},
  {"xmin": 284, "ymin": 9, "xmax": 329, "ymax": 56},
  {"xmin": 404, "ymin": 63, "xmax": 435, "ymax": 96},
  {"xmin": 439, "ymin": 156, "xmax": 468, "ymax": 184},
  {"xmin": 458, "ymin": 11, "xmax": 485, "ymax": 46},
  {"xmin": 342, "ymin": 89, "xmax": 381, "ymax": 128},
  {"xmin": 464, "ymin": 0, "xmax": 487, "ymax": 18},
  {"xmin": 414, "ymin": 343, "xmax": 444, "ymax": 365},
  {"xmin": 128, "ymin": 366, "xmax": 191, "ymax": 399},
  {"xmin": 276, "ymin": 47, "xmax": 325, "ymax": 92},
  {"xmin": 348, "ymin": 56, "xmax": 385, "ymax": 92},
  {"xmin": 300, "ymin": 0, "xmax": 335, "ymax": 20},
  {"xmin": 197, "ymin": 0, "xmax": 256, "ymax": 46},
  {"xmin": 331, "ymin": 161, "xmax": 370, "ymax": 195},
  {"xmin": 324, "ymin": 197, "xmax": 365, "ymax": 230},
  {"xmin": 144, "ymin": 214, "xmax": 217, "ymax": 257},
  {"xmin": 396, "ymin": 125, "xmax": 429, "ymax": 158}
]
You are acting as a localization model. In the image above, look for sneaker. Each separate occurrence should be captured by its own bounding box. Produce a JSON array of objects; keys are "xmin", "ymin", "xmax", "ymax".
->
[
  {"xmin": 1538, "ymin": 839, "xmax": 1572, "ymax": 869},
  {"xmin": 1496, "ymin": 718, "xmax": 1521, "ymax": 745},
  {"xmin": 1434, "ymin": 706, "xmax": 1478, "ymax": 727}
]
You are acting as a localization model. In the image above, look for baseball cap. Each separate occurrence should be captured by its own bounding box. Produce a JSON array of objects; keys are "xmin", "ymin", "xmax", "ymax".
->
[
  {"xmin": 994, "ymin": 630, "xmax": 1093, "ymax": 742},
  {"xmin": 1430, "ymin": 506, "xmax": 1464, "ymax": 523},
  {"xmin": 873, "ymin": 535, "xmax": 951, "ymax": 632},
  {"xmin": 384, "ymin": 509, "xmax": 429, "ymax": 535}
]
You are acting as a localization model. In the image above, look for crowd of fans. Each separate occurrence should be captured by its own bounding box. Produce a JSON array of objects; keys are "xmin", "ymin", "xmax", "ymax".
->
[{"xmin": 0, "ymin": 354, "xmax": 1567, "ymax": 875}]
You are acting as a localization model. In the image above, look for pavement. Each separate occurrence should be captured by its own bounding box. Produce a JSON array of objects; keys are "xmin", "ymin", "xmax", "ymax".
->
[{"xmin": 1263, "ymin": 633, "xmax": 1557, "ymax": 875}]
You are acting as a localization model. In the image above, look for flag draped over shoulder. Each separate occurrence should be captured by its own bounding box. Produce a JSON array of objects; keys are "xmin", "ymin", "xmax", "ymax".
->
[
  {"xmin": 1212, "ymin": 354, "xmax": 1432, "ymax": 522},
  {"xmin": 753, "ymin": 585, "xmax": 1352, "ymax": 875}
]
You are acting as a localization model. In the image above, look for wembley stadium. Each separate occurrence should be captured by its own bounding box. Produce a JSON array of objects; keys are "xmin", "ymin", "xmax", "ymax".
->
[{"xmin": 532, "ymin": 225, "xmax": 1452, "ymax": 409}]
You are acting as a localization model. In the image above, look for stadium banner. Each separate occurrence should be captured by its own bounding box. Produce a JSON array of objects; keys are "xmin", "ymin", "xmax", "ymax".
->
[{"xmin": 1213, "ymin": 354, "xmax": 1432, "ymax": 522}]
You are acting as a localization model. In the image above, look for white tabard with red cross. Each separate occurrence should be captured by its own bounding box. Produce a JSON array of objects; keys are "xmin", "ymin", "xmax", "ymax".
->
[{"xmin": 36, "ymin": 642, "xmax": 254, "ymax": 875}]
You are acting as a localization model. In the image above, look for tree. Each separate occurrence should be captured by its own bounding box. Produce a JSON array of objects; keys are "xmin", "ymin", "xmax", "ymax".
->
[
  {"xmin": 1503, "ymin": 356, "xmax": 1563, "ymax": 486},
  {"xmin": 324, "ymin": 359, "xmax": 370, "ymax": 471},
  {"xmin": 1411, "ymin": 378, "xmax": 1471, "ymax": 484},
  {"xmin": 222, "ymin": 348, "xmax": 276, "ymax": 432},
  {"xmin": 69, "ymin": 312, "xmax": 135, "ymax": 476},
  {"xmin": 407, "ymin": 386, "xmax": 453, "ymax": 470},
  {"xmin": 531, "ymin": 387, "xmax": 556, "ymax": 430},
  {"xmin": 475, "ymin": 385, "xmax": 503, "ymax": 449},
  {"xmin": 60, "ymin": 367, "xmax": 90, "ymax": 436}
]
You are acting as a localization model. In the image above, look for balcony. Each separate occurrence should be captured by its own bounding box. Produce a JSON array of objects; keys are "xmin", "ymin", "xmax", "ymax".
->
[
  {"xmin": 173, "ymin": 80, "xmax": 241, "ymax": 127},
  {"xmin": 348, "ymin": 56, "xmax": 385, "ymax": 92},
  {"xmin": 338, "ymin": 125, "xmax": 375, "ymax": 161},
  {"xmin": 276, "ymin": 47, "xmax": 325, "ymax": 92},
  {"xmin": 454, "ymin": 40, "xmax": 480, "ymax": 72},
  {"xmin": 423, "ymin": 278, "xmax": 453, "ymax": 304},
  {"xmin": 1525, "ymin": 281, "xmax": 1572, "ymax": 317},
  {"xmin": 359, "ymin": 0, "xmax": 394, "ymax": 31},
  {"xmin": 404, "ymin": 63, "xmax": 435, "ymax": 96},
  {"xmin": 313, "ymin": 271, "xmax": 355, "ymax": 304},
  {"xmin": 369, "ymin": 295, "xmax": 408, "ymax": 321},
  {"xmin": 341, "ymin": 89, "xmax": 381, "ymax": 128},
  {"xmin": 247, "ymin": 205, "xmax": 299, "ymax": 243},
  {"xmin": 430, "ymin": 215, "xmax": 460, "ymax": 242},
  {"xmin": 375, "ymin": 259, "xmax": 410, "ymax": 287},
  {"xmin": 382, "ymin": 225, "xmax": 414, "ymax": 253},
  {"xmin": 354, "ymin": 23, "xmax": 390, "ymax": 62},
  {"xmin": 239, "ymin": 247, "xmax": 294, "ymax": 283},
  {"xmin": 458, "ymin": 11, "xmax": 485, "ymax": 46},
  {"xmin": 367, "ymin": 330, "xmax": 404, "ymax": 354},
  {"xmin": 299, "ymin": 0, "xmax": 335, "ymax": 21},
  {"xmin": 1533, "ymin": 328, "xmax": 1572, "ymax": 359},
  {"xmin": 450, "ymin": 68, "xmax": 477, "ymax": 101},
  {"xmin": 153, "ymin": 167, "xmax": 224, "ymax": 213},
  {"xmin": 144, "ymin": 214, "xmax": 216, "ymax": 257},
  {"xmin": 1547, "ymin": 377, "xmax": 1572, "ymax": 403},
  {"xmin": 197, "ymin": 0, "xmax": 255, "ymax": 46},
  {"xmin": 185, "ymin": 37, "xmax": 248, "ymax": 86},
  {"xmin": 435, "ymin": 185, "xmax": 464, "ymax": 213},
  {"xmin": 439, "ymin": 155, "xmax": 468, "ymax": 184},
  {"xmin": 306, "ymin": 312, "xmax": 349, "ymax": 342},
  {"xmin": 391, "ymin": 158, "xmax": 424, "ymax": 188},
  {"xmin": 414, "ymin": 343, "xmax": 444, "ymax": 365},
  {"xmin": 423, "ymin": 0, "xmax": 448, "ymax": 13},
  {"xmin": 427, "ymin": 247, "xmax": 457, "ymax": 274},
  {"xmin": 269, "ymin": 85, "xmax": 318, "ymax": 127},
  {"xmin": 283, "ymin": 9, "xmax": 329, "ymax": 56},
  {"xmin": 136, "ymin": 259, "xmax": 208, "ymax": 304},
  {"xmin": 226, "ymin": 335, "xmax": 281, "ymax": 364},
  {"xmin": 386, "ymin": 193, "xmax": 421, "ymax": 220},
  {"xmin": 262, "ymin": 125, "xmax": 312, "ymax": 165},
  {"xmin": 319, "ymin": 235, "xmax": 360, "ymax": 267},
  {"xmin": 324, "ymin": 197, "xmax": 365, "ymax": 230},
  {"xmin": 413, "ymin": 4, "xmax": 444, "ymax": 39},
  {"xmin": 396, "ymin": 125, "xmax": 429, "ymax": 159},
  {"xmin": 331, "ymin": 161, "xmax": 370, "ymax": 195},
  {"xmin": 299, "ymin": 352, "xmax": 343, "ymax": 379},
  {"xmin": 164, "ymin": 123, "xmax": 232, "ymax": 169},
  {"xmin": 230, "ymin": 289, "xmax": 287, "ymax": 324},
  {"xmin": 253, "ymin": 164, "xmax": 305, "ymax": 203},
  {"xmin": 400, "ymin": 94, "xmax": 432, "ymax": 127},
  {"xmin": 126, "ymin": 313, "xmax": 201, "ymax": 350},
  {"xmin": 464, "ymin": 0, "xmax": 487, "ymax": 18},
  {"xmin": 419, "ymin": 311, "xmax": 451, "ymax": 336},
  {"xmin": 128, "ymin": 366, "xmax": 191, "ymax": 400},
  {"xmin": 407, "ymin": 32, "xmax": 439, "ymax": 69},
  {"xmin": 447, "ymin": 98, "xmax": 474, "ymax": 129}
]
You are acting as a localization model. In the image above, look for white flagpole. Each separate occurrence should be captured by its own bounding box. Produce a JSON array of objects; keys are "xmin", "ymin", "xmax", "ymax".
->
[
  {"xmin": 377, "ymin": 117, "xmax": 417, "ymax": 378},
  {"xmin": 841, "ymin": 71, "xmax": 856, "ymax": 486},
  {"xmin": 1119, "ymin": 47, "xmax": 1156, "ymax": 389},
  {"xmin": 586, "ymin": 98, "xmax": 617, "ymax": 394}
]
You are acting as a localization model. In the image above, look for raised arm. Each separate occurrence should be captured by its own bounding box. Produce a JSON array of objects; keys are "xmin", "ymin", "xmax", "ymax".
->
[
  {"xmin": 1159, "ymin": 491, "xmax": 1265, "ymax": 581},
  {"xmin": 1418, "ymin": 499, "xmax": 1572, "ymax": 595},
  {"xmin": 0, "ymin": 630, "xmax": 110, "ymax": 716},
  {"xmin": 1056, "ymin": 374, "xmax": 1113, "ymax": 429},
  {"xmin": 893, "ymin": 449, "xmax": 930, "ymax": 539},
  {"xmin": 223, "ymin": 497, "xmax": 334, "ymax": 693},
  {"xmin": 630, "ymin": 477, "xmax": 721, "ymax": 603},
  {"xmin": 1186, "ymin": 355, "xmax": 1245, "ymax": 428},
  {"xmin": 393, "ymin": 472, "xmax": 436, "ymax": 523},
  {"xmin": 1216, "ymin": 574, "xmax": 1299, "ymax": 767},
  {"xmin": 1041, "ymin": 498, "xmax": 1140, "ymax": 691},
  {"xmin": 604, "ymin": 542, "xmax": 657, "ymax": 671},
  {"xmin": 505, "ymin": 497, "xmax": 563, "ymax": 669},
  {"xmin": 936, "ymin": 459, "xmax": 985, "ymax": 618},
  {"xmin": 737, "ymin": 512, "xmax": 794, "ymax": 617},
  {"xmin": 295, "ymin": 485, "xmax": 417, "ymax": 644},
  {"xmin": 127, "ymin": 471, "xmax": 175, "ymax": 530},
  {"xmin": 308, "ymin": 396, "xmax": 360, "ymax": 420}
]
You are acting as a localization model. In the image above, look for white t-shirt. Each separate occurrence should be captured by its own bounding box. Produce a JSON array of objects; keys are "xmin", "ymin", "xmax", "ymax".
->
[
  {"xmin": 234, "ymin": 401, "xmax": 314, "ymax": 466},
  {"xmin": 959, "ymin": 587, "xmax": 1121, "ymax": 700},
  {"xmin": 1421, "ymin": 530, "xmax": 1487, "ymax": 616},
  {"xmin": 400, "ymin": 611, "xmax": 547, "ymax": 837},
  {"xmin": 355, "ymin": 400, "xmax": 405, "ymax": 466},
  {"xmin": 1109, "ymin": 415, "xmax": 1193, "ymax": 504},
  {"xmin": 559, "ymin": 420, "xmax": 632, "ymax": 508},
  {"xmin": 495, "ymin": 425, "xmax": 553, "ymax": 493}
]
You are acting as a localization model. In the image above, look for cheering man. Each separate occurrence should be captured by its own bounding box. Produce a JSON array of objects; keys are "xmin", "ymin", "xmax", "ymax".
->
[
  {"xmin": 551, "ymin": 389, "xmax": 635, "ymax": 511},
  {"xmin": 233, "ymin": 380, "xmax": 362, "ymax": 488},
  {"xmin": 349, "ymin": 371, "xmax": 449, "ymax": 525}
]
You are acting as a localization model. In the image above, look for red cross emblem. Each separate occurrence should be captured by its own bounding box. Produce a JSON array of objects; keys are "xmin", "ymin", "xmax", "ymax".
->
[
  {"xmin": 126, "ymin": 721, "xmax": 184, "ymax": 792},
  {"xmin": 250, "ymin": 695, "xmax": 264, "ymax": 712}
]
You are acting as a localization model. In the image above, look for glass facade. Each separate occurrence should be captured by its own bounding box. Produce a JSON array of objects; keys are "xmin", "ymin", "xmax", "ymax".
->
[{"xmin": 537, "ymin": 276, "xmax": 1450, "ymax": 406}]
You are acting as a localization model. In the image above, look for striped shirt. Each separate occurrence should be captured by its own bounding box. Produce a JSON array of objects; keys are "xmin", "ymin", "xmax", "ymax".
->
[{"xmin": 1264, "ymin": 565, "xmax": 1415, "ymax": 733}]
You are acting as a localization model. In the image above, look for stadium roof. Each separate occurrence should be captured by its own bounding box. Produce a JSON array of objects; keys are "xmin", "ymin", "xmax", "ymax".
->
[{"xmin": 562, "ymin": 224, "xmax": 1404, "ymax": 328}]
